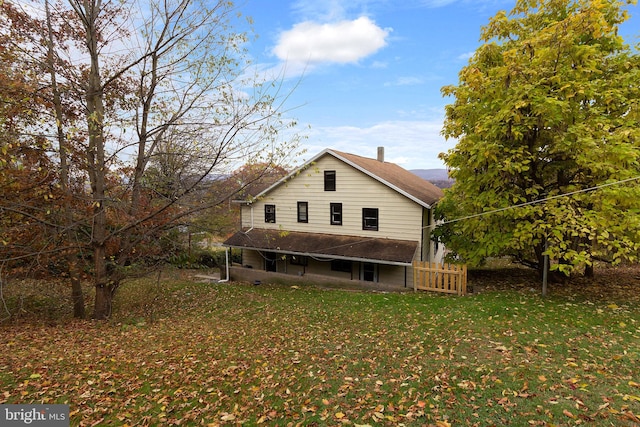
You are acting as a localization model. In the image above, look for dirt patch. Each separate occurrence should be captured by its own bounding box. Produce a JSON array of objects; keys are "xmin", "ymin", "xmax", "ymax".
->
[{"xmin": 469, "ymin": 263, "xmax": 640, "ymax": 303}]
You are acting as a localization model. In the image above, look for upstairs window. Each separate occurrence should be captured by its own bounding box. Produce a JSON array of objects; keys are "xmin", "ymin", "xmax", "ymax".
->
[
  {"xmin": 362, "ymin": 208, "xmax": 379, "ymax": 231},
  {"xmin": 324, "ymin": 170, "xmax": 336, "ymax": 191},
  {"xmin": 265, "ymin": 204, "xmax": 276, "ymax": 223},
  {"xmin": 330, "ymin": 203, "xmax": 342, "ymax": 225},
  {"xmin": 297, "ymin": 201, "xmax": 308, "ymax": 223}
]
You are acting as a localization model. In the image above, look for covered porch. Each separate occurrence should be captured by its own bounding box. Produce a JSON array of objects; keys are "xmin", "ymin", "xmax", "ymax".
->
[{"xmin": 223, "ymin": 228, "xmax": 420, "ymax": 288}]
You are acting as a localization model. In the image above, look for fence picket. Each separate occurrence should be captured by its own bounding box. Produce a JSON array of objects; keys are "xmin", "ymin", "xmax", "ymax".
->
[{"xmin": 412, "ymin": 261, "xmax": 467, "ymax": 295}]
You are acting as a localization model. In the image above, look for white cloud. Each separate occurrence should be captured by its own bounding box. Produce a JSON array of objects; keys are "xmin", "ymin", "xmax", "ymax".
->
[
  {"xmin": 457, "ymin": 51, "xmax": 475, "ymax": 60},
  {"xmin": 273, "ymin": 17, "xmax": 391, "ymax": 65},
  {"xmin": 301, "ymin": 118, "xmax": 457, "ymax": 169},
  {"xmin": 383, "ymin": 76, "xmax": 424, "ymax": 87}
]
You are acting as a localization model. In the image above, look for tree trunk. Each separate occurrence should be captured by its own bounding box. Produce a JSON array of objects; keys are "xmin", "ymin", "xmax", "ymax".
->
[
  {"xmin": 45, "ymin": 0, "xmax": 85, "ymax": 318},
  {"xmin": 93, "ymin": 286, "xmax": 111, "ymax": 319},
  {"xmin": 74, "ymin": 0, "xmax": 110, "ymax": 319},
  {"xmin": 584, "ymin": 263, "xmax": 594, "ymax": 278},
  {"xmin": 70, "ymin": 263, "xmax": 86, "ymax": 318},
  {"xmin": 93, "ymin": 246, "xmax": 111, "ymax": 319},
  {"xmin": 534, "ymin": 241, "xmax": 546, "ymax": 280},
  {"xmin": 89, "ymin": 129, "xmax": 109, "ymax": 320}
]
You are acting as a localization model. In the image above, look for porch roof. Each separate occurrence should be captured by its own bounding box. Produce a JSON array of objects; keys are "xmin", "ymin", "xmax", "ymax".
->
[{"xmin": 223, "ymin": 228, "xmax": 419, "ymax": 266}]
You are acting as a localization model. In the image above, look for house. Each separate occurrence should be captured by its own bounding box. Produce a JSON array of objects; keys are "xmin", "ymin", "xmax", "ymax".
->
[{"xmin": 222, "ymin": 148, "xmax": 445, "ymax": 290}]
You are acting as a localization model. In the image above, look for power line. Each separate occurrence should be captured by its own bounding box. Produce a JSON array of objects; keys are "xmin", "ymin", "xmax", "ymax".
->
[{"xmin": 429, "ymin": 175, "xmax": 640, "ymax": 228}]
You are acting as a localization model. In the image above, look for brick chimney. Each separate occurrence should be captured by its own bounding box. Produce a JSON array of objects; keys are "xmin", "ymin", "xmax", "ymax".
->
[{"xmin": 377, "ymin": 146, "xmax": 384, "ymax": 162}]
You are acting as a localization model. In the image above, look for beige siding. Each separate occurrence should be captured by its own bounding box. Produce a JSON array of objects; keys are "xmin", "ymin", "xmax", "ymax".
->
[
  {"xmin": 274, "ymin": 254, "xmax": 355, "ymax": 280},
  {"xmin": 240, "ymin": 250, "xmax": 412, "ymax": 287},
  {"xmin": 421, "ymin": 208, "xmax": 431, "ymax": 261},
  {"xmin": 306, "ymin": 258, "xmax": 354, "ymax": 280},
  {"xmin": 378, "ymin": 264, "xmax": 412, "ymax": 288},
  {"xmin": 242, "ymin": 250, "xmax": 263, "ymax": 269},
  {"xmin": 241, "ymin": 155, "xmax": 425, "ymax": 242}
]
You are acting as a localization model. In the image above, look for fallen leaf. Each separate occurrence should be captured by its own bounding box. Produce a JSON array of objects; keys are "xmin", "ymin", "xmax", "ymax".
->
[{"xmin": 621, "ymin": 411, "xmax": 640, "ymax": 423}]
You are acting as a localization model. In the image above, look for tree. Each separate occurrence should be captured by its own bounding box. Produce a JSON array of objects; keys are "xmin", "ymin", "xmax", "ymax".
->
[
  {"xmin": 190, "ymin": 162, "xmax": 291, "ymax": 239},
  {"xmin": 68, "ymin": 0, "xmax": 301, "ymax": 319},
  {"xmin": 0, "ymin": 1, "xmax": 61, "ymax": 279},
  {"xmin": 438, "ymin": 0, "xmax": 640, "ymax": 278},
  {"xmin": 44, "ymin": 0, "xmax": 88, "ymax": 318},
  {"xmin": 1, "ymin": 0, "xmax": 301, "ymax": 320},
  {"xmin": 1, "ymin": 0, "xmax": 105, "ymax": 318}
]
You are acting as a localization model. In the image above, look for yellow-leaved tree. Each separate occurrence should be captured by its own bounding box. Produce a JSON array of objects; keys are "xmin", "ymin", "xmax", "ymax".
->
[{"xmin": 438, "ymin": 0, "xmax": 640, "ymax": 278}]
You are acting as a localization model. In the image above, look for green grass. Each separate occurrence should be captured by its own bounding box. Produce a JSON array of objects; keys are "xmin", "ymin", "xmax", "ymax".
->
[{"xmin": 1, "ymin": 273, "xmax": 639, "ymax": 426}]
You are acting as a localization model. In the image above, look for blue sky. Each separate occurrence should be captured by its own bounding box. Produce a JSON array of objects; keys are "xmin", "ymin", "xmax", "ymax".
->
[{"xmin": 240, "ymin": 0, "xmax": 639, "ymax": 170}]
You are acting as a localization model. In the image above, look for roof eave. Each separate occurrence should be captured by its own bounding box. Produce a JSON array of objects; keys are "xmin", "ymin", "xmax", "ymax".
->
[
  {"xmin": 245, "ymin": 149, "xmax": 333, "ymax": 204},
  {"xmin": 243, "ymin": 148, "xmax": 440, "ymax": 208},
  {"xmin": 223, "ymin": 243, "xmax": 413, "ymax": 266}
]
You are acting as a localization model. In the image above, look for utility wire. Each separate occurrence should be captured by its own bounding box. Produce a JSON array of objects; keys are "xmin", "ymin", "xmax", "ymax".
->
[{"xmin": 429, "ymin": 175, "xmax": 640, "ymax": 228}]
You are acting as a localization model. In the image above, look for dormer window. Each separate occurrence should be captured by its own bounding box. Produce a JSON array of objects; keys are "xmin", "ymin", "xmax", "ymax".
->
[{"xmin": 324, "ymin": 170, "xmax": 336, "ymax": 191}]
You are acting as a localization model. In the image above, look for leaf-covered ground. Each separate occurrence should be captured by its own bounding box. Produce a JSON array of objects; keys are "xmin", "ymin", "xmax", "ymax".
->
[{"xmin": 1, "ymin": 266, "xmax": 639, "ymax": 426}]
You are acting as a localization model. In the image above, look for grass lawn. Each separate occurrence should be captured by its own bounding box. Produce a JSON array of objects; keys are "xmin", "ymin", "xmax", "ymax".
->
[{"xmin": 1, "ymin": 267, "xmax": 639, "ymax": 426}]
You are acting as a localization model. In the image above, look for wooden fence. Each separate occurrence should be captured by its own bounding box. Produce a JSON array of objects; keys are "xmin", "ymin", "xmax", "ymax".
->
[{"xmin": 412, "ymin": 261, "xmax": 468, "ymax": 296}]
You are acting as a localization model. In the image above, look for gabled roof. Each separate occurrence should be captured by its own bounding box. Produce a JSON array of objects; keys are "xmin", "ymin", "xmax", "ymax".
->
[
  {"xmin": 331, "ymin": 150, "xmax": 444, "ymax": 208},
  {"xmin": 250, "ymin": 148, "xmax": 444, "ymax": 209}
]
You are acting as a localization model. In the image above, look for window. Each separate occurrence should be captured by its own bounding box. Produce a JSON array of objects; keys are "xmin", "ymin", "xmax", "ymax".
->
[
  {"xmin": 265, "ymin": 252, "xmax": 277, "ymax": 272},
  {"xmin": 331, "ymin": 259, "xmax": 352, "ymax": 273},
  {"xmin": 265, "ymin": 204, "xmax": 276, "ymax": 223},
  {"xmin": 362, "ymin": 208, "xmax": 379, "ymax": 231},
  {"xmin": 290, "ymin": 255, "xmax": 308, "ymax": 266},
  {"xmin": 361, "ymin": 262, "xmax": 378, "ymax": 282},
  {"xmin": 324, "ymin": 170, "xmax": 336, "ymax": 191},
  {"xmin": 330, "ymin": 203, "xmax": 342, "ymax": 225},
  {"xmin": 297, "ymin": 201, "xmax": 308, "ymax": 223}
]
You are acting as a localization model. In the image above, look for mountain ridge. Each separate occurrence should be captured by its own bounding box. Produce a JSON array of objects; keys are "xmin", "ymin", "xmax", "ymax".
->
[{"xmin": 410, "ymin": 169, "xmax": 453, "ymax": 189}]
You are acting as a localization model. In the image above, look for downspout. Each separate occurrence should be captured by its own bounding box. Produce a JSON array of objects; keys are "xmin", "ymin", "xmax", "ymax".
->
[
  {"xmin": 246, "ymin": 204, "xmax": 254, "ymax": 233},
  {"xmin": 231, "ymin": 203, "xmax": 254, "ymax": 282},
  {"xmin": 218, "ymin": 247, "xmax": 230, "ymax": 283}
]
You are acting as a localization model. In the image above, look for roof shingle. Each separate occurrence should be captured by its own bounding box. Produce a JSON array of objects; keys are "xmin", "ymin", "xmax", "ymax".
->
[
  {"xmin": 249, "ymin": 149, "xmax": 445, "ymax": 208},
  {"xmin": 331, "ymin": 150, "xmax": 444, "ymax": 207},
  {"xmin": 224, "ymin": 228, "xmax": 419, "ymax": 265}
]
